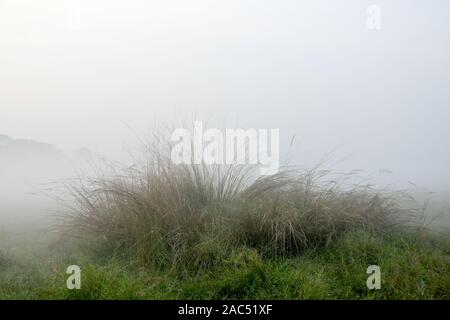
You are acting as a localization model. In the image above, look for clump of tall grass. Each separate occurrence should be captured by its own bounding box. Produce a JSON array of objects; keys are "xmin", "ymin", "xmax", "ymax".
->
[{"xmin": 59, "ymin": 140, "xmax": 413, "ymax": 270}]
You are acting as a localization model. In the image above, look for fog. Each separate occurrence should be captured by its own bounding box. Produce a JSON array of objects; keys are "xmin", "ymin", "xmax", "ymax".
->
[{"xmin": 1, "ymin": 0, "xmax": 450, "ymax": 228}]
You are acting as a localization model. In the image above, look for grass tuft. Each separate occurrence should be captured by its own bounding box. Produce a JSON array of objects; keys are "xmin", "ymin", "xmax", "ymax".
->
[{"xmin": 60, "ymin": 142, "xmax": 414, "ymax": 271}]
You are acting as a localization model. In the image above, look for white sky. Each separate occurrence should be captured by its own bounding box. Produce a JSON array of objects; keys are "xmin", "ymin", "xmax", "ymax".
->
[{"xmin": 1, "ymin": 0, "xmax": 450, "ymax": 191}]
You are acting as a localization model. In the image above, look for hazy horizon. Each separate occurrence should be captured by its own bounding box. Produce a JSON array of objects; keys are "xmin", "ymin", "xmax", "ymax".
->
[{"xmin": 1, "ymin": 0, "xmax": 450, "ymax": 198}]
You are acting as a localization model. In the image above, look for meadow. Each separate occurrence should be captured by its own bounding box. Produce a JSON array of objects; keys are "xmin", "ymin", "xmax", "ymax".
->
[{"xmin": 1, "ymin": 145, "xmax": 449, "ymax": 300}]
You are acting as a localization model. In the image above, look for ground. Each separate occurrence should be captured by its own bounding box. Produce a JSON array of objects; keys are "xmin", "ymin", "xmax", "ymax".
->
[{"xmin": 1, "ymin": 228, "xmax": 449, "ymax": 300}]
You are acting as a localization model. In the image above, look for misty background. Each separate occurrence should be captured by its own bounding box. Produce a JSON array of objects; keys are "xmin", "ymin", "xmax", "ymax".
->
[{"xmin": 1, "ymin": 0, "xmax": 450, "ymax": 229}]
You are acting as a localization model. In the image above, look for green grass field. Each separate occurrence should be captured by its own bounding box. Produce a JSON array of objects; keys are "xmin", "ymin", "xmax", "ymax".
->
[{"xmin": 1, "ymin": 228, "xmax": 449, "ymax": 299}]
